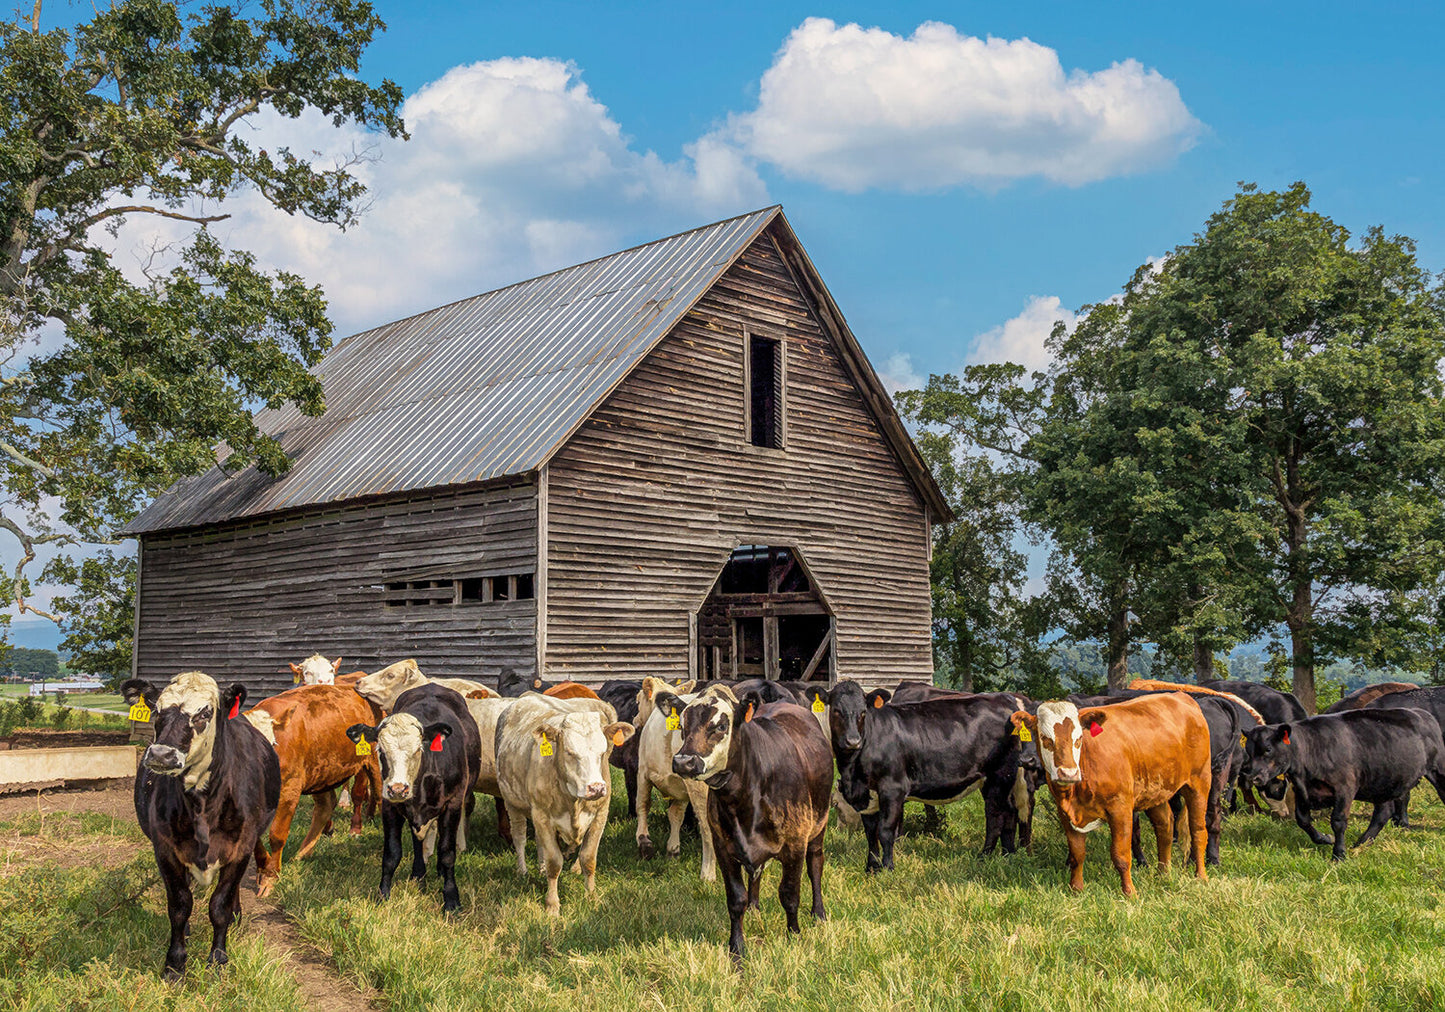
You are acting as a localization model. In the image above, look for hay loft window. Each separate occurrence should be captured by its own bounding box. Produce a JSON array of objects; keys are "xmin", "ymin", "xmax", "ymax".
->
[
  {"xmin": 747, "ymin": 333, "xmax": 784, "ymax": 449},
  {"xmin": 386, "ymin": 573, "xmax": 534, "ymax": 608}
]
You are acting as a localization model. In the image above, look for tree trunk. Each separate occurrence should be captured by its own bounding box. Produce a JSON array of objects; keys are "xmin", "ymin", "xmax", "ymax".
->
[
  {"xmin": 1106, "ymin": 606, "xmax": 1130, "ymax": 692},
  {"xmin": 1192, "ymin": 637, "xmax": 1215, "ymax": 682},
  {"xmin": 957, "ymin": 632, "xmax": 975, "ymax": 693}
]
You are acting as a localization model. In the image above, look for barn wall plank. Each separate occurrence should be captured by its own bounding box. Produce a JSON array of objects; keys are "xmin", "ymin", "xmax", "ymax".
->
[
  {"xmin": 136, "ymin": 479, "xmax": 539, "ymax": 697},
  {"xmin": 545, "ymin": 232, "xmax": 933, "ymax": 686}
]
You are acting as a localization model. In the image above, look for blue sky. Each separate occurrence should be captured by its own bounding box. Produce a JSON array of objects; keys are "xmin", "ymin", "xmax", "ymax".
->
[{"xmin": 14, "ymin": 1, "xmax": 1445, "ymax": 643}]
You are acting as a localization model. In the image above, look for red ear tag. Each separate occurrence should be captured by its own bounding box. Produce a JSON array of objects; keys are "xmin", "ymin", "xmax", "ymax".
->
[
  {"xmin": 429, "ymin": 733, "xmax": 444, "ymax": 752},
  {"xmin": 1282, "ymin": 730, "xmax": 1290, "ymax": 745},
  {"xmin": 228, "ymin": 697, "xmax": 240, "ymax": 720},
  {"xmin": 1088, "ymin": 723, "xmax": 1102, "ymax": 737}
]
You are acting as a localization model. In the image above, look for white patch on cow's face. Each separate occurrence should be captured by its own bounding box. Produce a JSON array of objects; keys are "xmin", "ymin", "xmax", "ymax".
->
[
  {"xmin": 376, "ymin": 713, "xmax": 425, "ymax": 802},
  {"xmin": 147, "ymin": 671, "xmax": 221, "ymax": 791},
  {"xmin": 681, "ymin": 696, "xmax": 735, "ymax": 778},
  {"xmin": 1036, "ymin": 701, "xmax": 1084, "ymax": 785},
  {"xmin": 356, "ymin": 659, "xmax": 424, "ymax": 710},
  {"xmin": 297, "ymin": 654, "xmax": 338, "ymax": 685},
  {"xmin": 551, "ymin": 712, "xmax": 611, "ymax": 801}
]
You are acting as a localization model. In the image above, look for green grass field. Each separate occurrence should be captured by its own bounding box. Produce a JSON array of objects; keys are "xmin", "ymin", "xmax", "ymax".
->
[
  {"xmin": 6, "ymin": 778, "xmax": 1445, "ymax": 1011},
  {"xmin": 0, "ymin": 684, "xmax": 128, "ymax": 712}
]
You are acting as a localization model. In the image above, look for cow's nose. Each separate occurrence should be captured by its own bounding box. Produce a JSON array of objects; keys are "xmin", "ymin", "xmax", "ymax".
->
[
  {"xmin": 385, "ymin": 783, "xmax": 411, "ymax": 800},
  {"xmin": 673, "ymin": 754, "xmax": 703, "ymax": 777},
  {"xmin": 1053, "ymin": 768, "xmax": 1081, "ymax": 783},
  {"xmin": 142, "ymin": 745, "xmax": 184, "ymax": 773},
  {"xmin": 585, "ymin": 782, "xmax": 607, "ymax": 800},
  {"xmin": 842, "ymin": 735, "xmax": 862, "ymax": 750}
]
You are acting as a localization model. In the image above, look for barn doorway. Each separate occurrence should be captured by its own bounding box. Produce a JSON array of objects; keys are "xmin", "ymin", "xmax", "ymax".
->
[{"xmin": 694, "ymin": 545, "xmax": 834, "ymax": 682}]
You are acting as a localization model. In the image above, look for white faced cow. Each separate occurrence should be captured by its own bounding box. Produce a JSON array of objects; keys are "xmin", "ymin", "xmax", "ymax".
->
[
  {"xmin": 495, "ymin": 694, "xmax": 634, "ymax": 915},
  {"xmin": 122, "ymin": 671, "xmax": 280, "ymax": 979},
  {"xmin": 633, "ymin": 677, "xmax": 713, "ymax": 878},
  {"xmin": 290, "ymin": 653, "xmax": 342, "ymax": 686}
]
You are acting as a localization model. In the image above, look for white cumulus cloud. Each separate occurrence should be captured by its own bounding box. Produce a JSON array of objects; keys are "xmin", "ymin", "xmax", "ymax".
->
[
  {"xmin": 969, "ymin": 295, "xmax": 1078, "ymax": 373},
  {"xmin": 725, "ymin": 18, "xmax": 1201, "ymax": 192}
]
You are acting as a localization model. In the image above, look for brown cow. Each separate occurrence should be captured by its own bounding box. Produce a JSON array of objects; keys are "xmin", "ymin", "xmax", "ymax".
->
[
  {"xmin": 543, "ymin": 681, "xmax": 601, "ymax": 701},
  {"xmin": 1012, "ymin": 694, "xmax": 1211, "ymax": 896},
  {"xmin": 249, "ymin": 684, "xmax": 383, "ymax": 896}
]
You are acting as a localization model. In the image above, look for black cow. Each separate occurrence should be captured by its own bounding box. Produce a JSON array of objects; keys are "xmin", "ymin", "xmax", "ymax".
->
[
  {"xmin": 1202, "ymin": 680, "xmax": 1307, "ymax": 814},
  {"xmin": 1364, "ymin": 687, "xmax": 1445, "ymax": 826},
  {"xmin": 1242, "ymin": 707, "xmax": 1445, "ymax": 860},
  {"xmin": 122, "ymin": 672, "xmax": 281, "ymax": 980},
  {"xmin": 667, "ymin": 688, "xmax": 832, "ymax": 962},
  {"xmin": 1073, "ymin": 689, "xmax": 1243, "ymax": 866},
  {"xmin": 497, "ymin": 668, "xmax": 554, "ymax": 697},
  {"xmin": 347, "ymin": 683, "xmax": 480, "ymax": 912},
  {"xmin": 597, "ymin": 679, "xmax": 644, "ymax": 816},
  {"xmin": 828, "ymin": 680, "xmax": 1029, "ymax": 869}
]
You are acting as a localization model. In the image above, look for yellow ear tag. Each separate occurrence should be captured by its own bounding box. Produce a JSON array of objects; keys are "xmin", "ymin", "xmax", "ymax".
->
[
  {"xmin": 612, "ymin": 730, "xmax": 625, "ymax": 747},
  {"xmin": 355, "ymin": 739, "xmax": 371, "ymax": 756},
  {"xmin": 666, "ymin": 708, "xmax": 680, "ymax": 731},
  {"xmin": 1016, "ymin": 725, "xmax": 1032, "ymax": 743},
  {"xmin": 1240, "ymin": 733, "xmax": 1247, "ymax": 749},
  {"xmin": 539, "ymin": 733, "xmax": 553, "ymax": 757},
  {"xmin": 811, "ymin": 697, "xmax": 825, "ymax": 713},
  {"xmin": 129, "ymin": 698, "xmax": 151, "ymax": 722},
  {"xmin": 293, "ymin": 670, "xmax": 302, "ymax": 685}
]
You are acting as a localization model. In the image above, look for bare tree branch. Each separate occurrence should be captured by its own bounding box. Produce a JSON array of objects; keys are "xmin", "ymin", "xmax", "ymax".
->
[
  {"xmin": 0, "ymin": 440, "xmax": 54, "ymax": 478},
  {"xmin": 0, "ymin": 514, "xmax": 71, "ymax": 624}
]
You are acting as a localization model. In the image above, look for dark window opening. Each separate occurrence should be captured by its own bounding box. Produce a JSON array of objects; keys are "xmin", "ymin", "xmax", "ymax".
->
[
  {"xmin": 748, "ymin": 335, "xmax": 783, "ymax": 448},
  {"xmin": 459, "ymin": 578, "xmax": 486, "ymax": 602},
  {"xmin": 385, "ymin": 572, "xmax": 535, "ymax": 608},
  {"xmin": 515, "ymin": 573, "xmax": 535, "ymax": 600}
]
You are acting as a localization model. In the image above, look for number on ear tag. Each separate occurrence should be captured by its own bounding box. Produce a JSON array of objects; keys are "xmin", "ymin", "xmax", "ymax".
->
[
  {"xmin": 1239, "ymin": 733, "xmax": 1247, "ymax": 749},
  {"xmin": 665, "ymin": 708, "xmax": 680, "ymax": 731},
  {"xmin": 355, "ymin": 739, "xmax": 372, "ymax": 756},
  {"xmin": 129, "ymin": 699, "xmax": 151, "ymax": 722},
  {"xmin": 539, "ymin": 733, "xmax": 553, "ymax": 757},
  {"xmin": 1016, "ymin": 725, "xmax": 1031, "ymax": 743},
  {"xmin": 811, "ymin": 697, "xmax": 825, "ymax": 713}
]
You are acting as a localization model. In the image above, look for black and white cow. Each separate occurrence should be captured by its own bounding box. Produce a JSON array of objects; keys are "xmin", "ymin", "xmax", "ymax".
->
[
  {"xmin": 347, "ymin": 683, "xmax": 480, "ymax": 912},
  {"xmin": 827, "ymin": 680, "xmax": 1031, "ymax": 870},
  {"xmin": 666, "ymin": 686, "xmax": 832, "ymax": 962},
  {"xmin": 122, "ymin": 672, "xmax": 280, "ymax": 980},
  {"xmin": 1241, "ymin": 707, "xmax": 1445, "ymax": 860}
]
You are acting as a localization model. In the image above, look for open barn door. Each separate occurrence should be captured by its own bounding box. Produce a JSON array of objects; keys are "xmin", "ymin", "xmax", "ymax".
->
[{"xmin": 694, "ymin": 545, "xmax": 835, "ymax": 683}]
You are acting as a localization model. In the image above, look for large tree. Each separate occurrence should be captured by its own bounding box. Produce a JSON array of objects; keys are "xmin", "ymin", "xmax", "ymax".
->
[{"xmin": 0, "ymin": 1, "xmax": 404, "ymax": 652}]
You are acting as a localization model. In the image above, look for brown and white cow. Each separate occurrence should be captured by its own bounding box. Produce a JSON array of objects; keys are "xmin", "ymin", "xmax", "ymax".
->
[
  {"xmin": 494, "ymin": 694, "xmax": 634, "ymax": 915},
  {"xmin": 247, "ymin": 683, "xmax": 384, "ymax": 895},
  {"xmin": 290, "ymin": 653, "xmax": 343, "ymax": 686},
  {"xmin": 122, "ymin": 672, "xmax": 281, "ymax": 979},
  {"xmin": 1012, "ymin": 693, "xmax": 1211, "ymax": 896},
  {"xmin": 633, "ymin": 678, "xmax": 712, "ymax": 876}
]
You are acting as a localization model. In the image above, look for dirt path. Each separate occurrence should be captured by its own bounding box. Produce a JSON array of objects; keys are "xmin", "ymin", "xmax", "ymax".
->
[{"xmin": 1, "ymin": 781, "xmax": 382, "ymax": 1009}]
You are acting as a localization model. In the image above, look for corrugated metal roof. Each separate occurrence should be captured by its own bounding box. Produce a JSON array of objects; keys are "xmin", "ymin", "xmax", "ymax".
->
[{"xmin": 124, "ymin": 207, "xmax": 782, "ymax": 534}]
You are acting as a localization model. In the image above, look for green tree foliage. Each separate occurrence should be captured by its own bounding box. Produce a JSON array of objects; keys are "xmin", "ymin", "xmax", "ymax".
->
[
  {"xmin": 0, "ymin": 1, "xmax": 404, "ymax": 657},
  {"xmin": 2, "ymin": 645, "xmax": 58, "ymax": 675},
  {"xmin": 43, "ymin": 550, "xmax": 130, "ymax": 680}
]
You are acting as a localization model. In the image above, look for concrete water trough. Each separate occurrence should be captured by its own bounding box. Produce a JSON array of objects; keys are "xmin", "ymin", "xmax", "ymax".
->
[{"xmin": 0, "ymin": 744, "xmax": 137, "ymax": 792}]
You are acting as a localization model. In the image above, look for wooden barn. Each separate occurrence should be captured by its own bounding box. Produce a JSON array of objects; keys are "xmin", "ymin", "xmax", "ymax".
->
[{"xmin": 123, "ymin": 207, "xmax": 950, "ymax": 697}]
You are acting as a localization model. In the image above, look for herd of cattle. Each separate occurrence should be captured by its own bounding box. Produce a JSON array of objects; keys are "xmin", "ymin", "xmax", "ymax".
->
[{"xmin": 115, "ymin": 662, "xmax": 1445, "ymax": 979}]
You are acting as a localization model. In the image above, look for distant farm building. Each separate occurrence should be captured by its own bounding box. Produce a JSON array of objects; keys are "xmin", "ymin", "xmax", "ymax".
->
[{"xmin": 124, "ymin": 207, "xmax": 949, "ymax": 697}]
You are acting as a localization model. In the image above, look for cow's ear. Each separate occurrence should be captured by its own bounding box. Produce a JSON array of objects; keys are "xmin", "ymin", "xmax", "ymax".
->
[
  {"xmin": 1278, "ymin": 724, "xmax": 1291, "ymax": 746},
  {"xmin": 604, "ymin": 721, "xmax": 635, "ymax": 748},
  {"xmin": 119, "ymin": 679, "xmax": 156, "ymax": 707},
  {"xmin": 641, "ymin": 676, "xmax": 664, "ymax": 701},
  {"xmin": 422, "ymin": 721, "xmax": 453, "ymax": 743},
  {"xmin": 1010, "ymin": 710, "xmax": 1037, "ymax": 734},
  {"xmin": 288, "ymin": 662, "xmax": 303, "ymax": 677},
  {"xmin": 867, "ymin": 689, "xmax": 891, "ymax": 710},
  {"xmin": 653, "ymin": 691, "xmax": 684, "ymax": 720},
  {"xmin": 332, "ymin": 657, "xmax": 343, "ymax": 673},
  {"xmin": 346, "ymin": 723, "xmax": 378, "ymax": 743},
  {"xmin": 1076, "ymin": 708, "xmax": 1109, "ymax": 729},
  {"xmin": 223, "ymin": 684, "xmax": 247, "ymax": 719},
  {"xmin": 737, "ymin": 691, "xmax": 764, "ymax": 724},
  {"xmin": 674, "ymin": 679, "xmax": 696, "ymax": 694},
  {"xmin": 802, "ymin": 685, "xmax": 827, "ymax": 707}
]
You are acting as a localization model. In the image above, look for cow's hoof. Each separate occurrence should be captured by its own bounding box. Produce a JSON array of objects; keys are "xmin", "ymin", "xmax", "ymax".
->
[
  {"xmin": 666, "ymin": 846, "xmax": 681, "ymax": 859},
  {"xmin": 545, "ymin": 905, "xmax": 561, "ymax": 917},
  {"xmin": 207, "ymin": 949, "xmax": 228, "ymax": 969},
  {"xmin": 638, "ymin": 840, "xmax": 655, "ymax": 860},
  {"xmin": 163, "ymin": 965, "xmax": 184, "ymax": 984},
  {"xmin": 255, "ymin": 877, "xmax": 276, "ymax": 899}
]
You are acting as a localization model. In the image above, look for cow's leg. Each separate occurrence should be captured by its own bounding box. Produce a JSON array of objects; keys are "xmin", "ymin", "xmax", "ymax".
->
[
  {"xmin": 635, "ymin": 772, "xmax": 655, "ymax": 859},
  {"xmin": 506, "ymin": 801, "xmax": 529, "ymax": 876},
  {"xmin": 159, "ymin": 862, "xmax": 192, "ymax": 981},
  {"xmin": 1355, "ymin": 800, "xmax": 1395, "ymax": 849},
  {"xmin": 1106, "ymin": 805, "xmax": 1137, "ymax": 897},
  {"xmin": 534, "ymin": 815, "xmax": 565, "ymax": 916},
  {"xmin": 379, "ymin": 804, "xmax": 403, "ymax": 900},
  {"xmin": 410, "ymin": 826, "xmax": 429, "ymax": 883},
  {"xmin": 1170, "ymin": 794, "xmax": 1185, "ymax": 842},
  {"xmin": 1204, "ymin": 762, "xmax": 1228, "ymax": 866},
  {"xmin": 684, "ymin": 779, "xmax": 716, "ymax": 881},
  {"xmin": 206, "ymin": 858, "xmax": 249, "ymax": 969},
  {"xmin": 861, "ymin": 811, "xmax": 883, "ymax": 873},
  {"xmin": 347, "ymin": 774, "xmax": 365, "ymax": 834},
  {"xmin": 578, "ymin": 809, "xmax": 607, "ymax": 899},
  {"xmin": 363, "ymin": 759, "xmax": 381, "ymax": 822},
  {"xmin": 664, "ymin": 797, "xmax": 688, "ymax": 858},
  {"xmin": 1145, "ymin": 803, "xmax": 1173, "ymax": 875},
  {"xmin": 295, "ymin": 789, "xmax": 338, "ymax": 861},
  {"xmin": 1181, "ymin": 781, "xmax": 1209, "ymax": 881},
  {"xmin": 621, "ymin": 747, "xmax": 640, "ymax": 822},
  {"xmin": 257, "ymin": 777, "xmax": 301, "ymax": 897},
  {"xmin": 495, "ymin": 796, "xmax": 514, "ymax": 848},
  {"xmin": 921, "ymin": 803, "xmax": 945, "ymax": 836},
  {"xmin": 1391, "ymin": 788, "xmax": 1414, "ymax": 827},
  {"xmin": 806, "ymin": 826, "xmax": 827, "ymax": 923},
  {"xmin": 1330, "ymin": 796, "xmax": 1353, "ymax": 861},
  {"xmin": 1129, "ymin": 812, "xmax": 1148, "ymax": 868},
  {"xmin": 778, "ymin": 849, "xmax": 804, "ymax": 935},
  {"xmin": 1293, "ymin": 798, "xmax": 1332, "ymax": 847},
  {"xmin": 747, "ymin": 867, "xmax": 763, "ymax": 912},
  {"xmin": 1062, "ymin": 819, "xmax": 1088, "ymax": 893},
  {"xmin": 436, "ymin": 807, "xmax": 462, "ymax": 912},
  {"xmin": 719, "ymin": 849, "xmax": 748, "ymax": 963},
  {"xmin": 876, "ymin": 792, "xmax": 905, "ymax": 871}
]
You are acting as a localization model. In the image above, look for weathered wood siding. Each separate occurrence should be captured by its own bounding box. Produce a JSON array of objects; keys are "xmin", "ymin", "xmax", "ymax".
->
[
  {"xmin": 545, "ymin": 232, "xmax": 933, "ymax": 685},
  {"xmin": 135, "ymin": 480, "xmax": 538, "ymax": 698}
]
